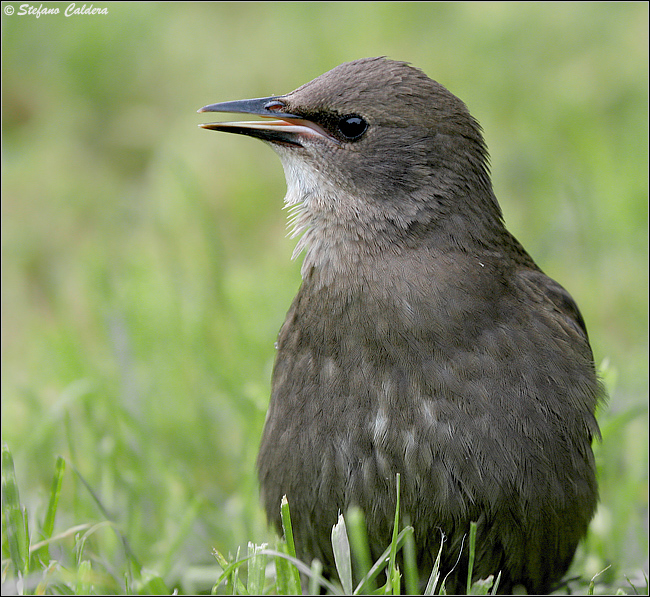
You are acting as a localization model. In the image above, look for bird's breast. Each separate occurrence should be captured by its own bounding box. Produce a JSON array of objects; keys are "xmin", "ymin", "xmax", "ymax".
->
[{"xmin": 257, "ymin": 253, "xmax": 599, "ymax": 558}]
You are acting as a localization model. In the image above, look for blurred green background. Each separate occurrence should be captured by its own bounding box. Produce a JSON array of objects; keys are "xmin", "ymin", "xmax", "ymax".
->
[{"xmin": 2, "ymin": 2, "xmax": 648, "ymax": 593}]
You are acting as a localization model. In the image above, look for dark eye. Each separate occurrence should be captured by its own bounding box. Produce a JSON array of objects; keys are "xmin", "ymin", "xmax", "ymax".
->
[{"xmin": 337, "ymin": 115, "xmax": 368, "ymax": 141}]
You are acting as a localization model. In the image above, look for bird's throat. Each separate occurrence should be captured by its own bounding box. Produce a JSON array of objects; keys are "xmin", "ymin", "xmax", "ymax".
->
[{"xmin": 278, "ymin": 149, "xmax": 384, "ymax": 282}]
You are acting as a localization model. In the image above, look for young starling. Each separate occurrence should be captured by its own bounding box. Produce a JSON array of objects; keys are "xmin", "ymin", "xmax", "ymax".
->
[{"xmin": 199, "ymin": 57, "xmax": 601, "ymax": 594}]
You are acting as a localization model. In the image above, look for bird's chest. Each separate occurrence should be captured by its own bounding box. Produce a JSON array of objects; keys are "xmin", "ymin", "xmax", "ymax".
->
[
  {"xmin": 260, "ymin": 284, "xmax": 476, "ymax": 514},
  {"xmin": 257, "ymin": 260, "xmax": 525, "ymax": 525},
  {"xmin": 269, "ymin": 264, "xmax": 502, "ymax": 421}
]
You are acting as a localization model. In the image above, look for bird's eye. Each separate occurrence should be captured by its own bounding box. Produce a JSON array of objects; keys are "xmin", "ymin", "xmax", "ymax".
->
[{"xmin": 337, "ymin": 115, "xmax": 368, "ymax": 141}]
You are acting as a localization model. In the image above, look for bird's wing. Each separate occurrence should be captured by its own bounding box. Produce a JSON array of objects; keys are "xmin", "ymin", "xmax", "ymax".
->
[{"xmin": 518, "ymin": 268, "xmax": 590, "ymax": 342}]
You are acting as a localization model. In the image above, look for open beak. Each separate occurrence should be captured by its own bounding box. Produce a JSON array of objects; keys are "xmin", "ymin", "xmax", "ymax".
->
[{"xmin": 198, "ymin": 96, "xmax": 332, "ymax": 146}]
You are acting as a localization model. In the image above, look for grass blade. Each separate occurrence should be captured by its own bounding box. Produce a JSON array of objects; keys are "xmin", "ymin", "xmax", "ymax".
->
[
  {"xmin": 2, "ymin": 443, "xmax": 30, "ymax": 576},
  {"xmin": 332, "ymin": 512, "xmax": 353, "ymax": 594},
  {"xmin": 354, "ymin": 527, "xmax": 413, "ymax": 594},
  {"xmin": 247, "ymin": 542, "xmax": 268, "ymax": 595},
  {"xmin": 43, "ymin": 456, "xmax": 66, "ymax": 539},
  {"xmin": 390, "ymin": 563, "xmax": 401, "ymax": 594},
  {"xmin": 308, "ymin": 558, "xmax": 323, "ymax": 595},
  {"xmin": 212, "ymin": 548, "xmax": 248, "ymax": 594},
  {"xmin": 280, "ymin": 495, "xmax": 302, "ymax": 594},
  {"xmin": 403, "ymin": 516, "xmax": 419, "ymax": 596},
  {"xmin": 387, "ymin": 473, "xmax": 402, "ymax": 589},
  {"xmin": 490, "ymin": 571, "xmax": 501, "ymax": 595},
  {"xmin": 259, "ymin": 547, "xmax": 340, "ymax": 594},
  {"xmin": 274, "ymin": 541, "xmax": 291, "ymax": 595},
  {"xmin": 72, "ymin": 463, "xmax": 142, "ymax": 578},
  {"xmin": 76, "ymin": 559, "xmax": 93, "ymax": 595},
  {"xmin": 346, "ymin": 506, "xmax": 374, "ymax": 591},
  {"xmin": 35, "ymin": 455, "xmax": 66, "ymax": 562},
  {"xmin": 466, "ymin": 521, "xmax": 477, "ymax": 593},
  {"xmin": 423, "ymin": 531, "xmax": 445, "ymax": 595}
]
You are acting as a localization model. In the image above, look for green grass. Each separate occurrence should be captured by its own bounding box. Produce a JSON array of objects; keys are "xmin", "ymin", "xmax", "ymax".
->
[
  {"xmin": 2, "ymin": 2, "xmax": 648, "ymax": 594},
  {"xmin": 5, "ymin": 454, "xmax": 641, "ymax": 594}
]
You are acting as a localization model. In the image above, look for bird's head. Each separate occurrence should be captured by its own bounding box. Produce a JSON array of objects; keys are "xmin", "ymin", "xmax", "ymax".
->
[{"xmin": 199, "ymin": 57, "xmax": 504, "ymax": 275}]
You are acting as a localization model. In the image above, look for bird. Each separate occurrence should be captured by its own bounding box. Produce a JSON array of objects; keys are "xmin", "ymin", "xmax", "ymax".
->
[{"xmin": 198, "ymin": 57, "xmax": 602, "ymax": 594}]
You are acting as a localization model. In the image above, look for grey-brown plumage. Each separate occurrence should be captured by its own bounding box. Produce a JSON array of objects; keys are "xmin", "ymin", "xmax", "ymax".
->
[{"xmin": 199, "ymin": 57, "xmax": 601, "ymax": 594}]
